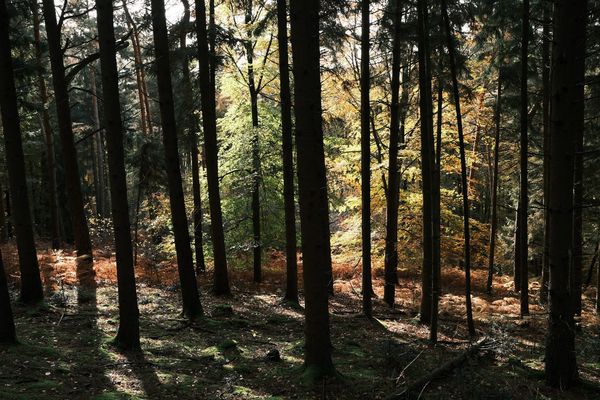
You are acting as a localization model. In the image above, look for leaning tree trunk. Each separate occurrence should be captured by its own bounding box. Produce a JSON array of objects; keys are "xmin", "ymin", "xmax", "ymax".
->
[
  {"xmin": 290, "ymin": 0, "xmax": 335, "ymax": 378},
  {"xmin": 487, "ymin": 70, "xmax": 502, "ymax": 294},
  {"xmin": 544, "ymin": 0, "xmax": 586, "ymax": 388},
  {"xmin": 0, "ymin": 248, "xmax": 16, "ymax": 343},
  {"xmin": 32, "ymin": 0, "xmax": 60, "ymax": 248},
  {"xmin": 244, "ymin": 1, "xmax": 262, "ymax": 283},
  {"xmin": 41, "ymin": 0, "xmax": 93, "ymax": 257},
  {"xmin": 0, "ymin": 0, "xmax": 44, "ymax": 304},
  {"xmin": 181, "ymin": 0, "xmax": 206, "ymax": 274},
  {"xmin": 96, "ymin": 0, "xmax": 141, "ymax": 350},
  {"xmin": 151, "ymin": 0, "xmax": 203, "ymax": 319},
  {"xmin": 195, "ymin": 0, "xmax": 230, "ymax": 295},
  {"xmin": 441, "ymin": 0, "xmax": 475, "ymax": 337},
  {"xmin": 540, "ymin": 0, "xmax": 551, "ymax": 304},
  {"xmin": 360, "ymin": 0, "xmax": 372, "ymax": 318},
  {"xmin": 276, "ymin": 0, "xmax": 298, "ymax": 303},
  {"xmin": 417, "ymin": 0, "xmax": 435, "ymax": 326},
  {"xmin": 383, "ymin": 0, "xmax": 403, "ymax": 308},
  {"xmin": 518, "ymin": 0, "xmax": 530, "ymax": 316}
]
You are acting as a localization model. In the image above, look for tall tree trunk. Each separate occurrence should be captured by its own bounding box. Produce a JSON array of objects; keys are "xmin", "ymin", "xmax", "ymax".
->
[
  {"xmin": 417, "ymin": 0, "xmax": 434, "ymax": 326},
  {"xmin": 290, "ymin": 0, "xmax": 334, "ymax": 377},
  {"xmin": 487, "ymin": 70, "xmax": 502, "ymax": 294},
  {"xmin": 360, "ymin": 0, "xmax": 372, "ymax": 318},
  {"xmin": 209, "ymin": 0, "xmax": 216, "ymax": 88},
  {"xmin": 441, "ymin": 0, "xmax": 475, "ymax": 337},
  {"xmin": 32, "ymin": 0, "xmax": 60, "ymax": 248},
  {"xmin": 122, "ymin": 0, "xmax": 152, "ymax": 136},
  {"xmin": 572, "ymin": 111, "xmax": 584, "ymax": 316},
  {"xmin": 514, "ymin": 203, "xmax": 522, "ymax": 291},
  {"xmin": 151, "ymin": 0, "xmax": 203, "ymax": 319},
  {"xmin": 383, "ymin": 0, "xmax": 403, "ymax": 308},
  {"xmin": 518, "ymin": 0, "xmax": 530, "ymax": 316},
  {"xmin": 277, "ymin": 0, "xmax": 298, "ymax": 303},
  {"xmin": 195, "ymin": 0, "xmax": 230, "ymax": 295},
  {"xmin": 585, "ymin": 239, "xmax": 599, "ymax": 286},
  {"xmin": 41, "ymin": 0, "xmax": 93, "ymax": 257},
  {"xmin": 540, "ymin": 0, "xmax": 551, "ymax": 304},
  {"xmin": 88, "ymin": 66, "xmax": 108, "ymax": 218},
  {"xmin": 244, "ymin": 1, "xmax": 262, "ymax": 283},
  {"xmin": 430, "ymin": 75, "xmax": 442, "ymax": 343},
  {"xmin": 0, "ymin": 248, "xmax": 16, "ymax": 343},
  {"xmin": 181, "ymin": 0, "xmax": 206, "ymax": 274},
  {"xmin": 96, "ymin": 0, "xmax": 140, "ymax": 350},
  {"xmin": 545, "ymin": 0, "xmax": 586, "ymax": 388},
  {"xmin": 0, "ymin": 0, "xmax": 44, "ymax": 304},
  {"xmin": 0, "ymin": 180, "xmax": 6, "ymax": 244}
]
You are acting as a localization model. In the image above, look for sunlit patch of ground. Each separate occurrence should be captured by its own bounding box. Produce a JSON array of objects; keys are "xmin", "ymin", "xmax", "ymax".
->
[{"xmin": 0, "ymin": 243, "xmax": 598, "ymax": 399}]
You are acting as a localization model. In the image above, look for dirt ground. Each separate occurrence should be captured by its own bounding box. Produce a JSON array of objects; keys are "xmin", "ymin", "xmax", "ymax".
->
[{"xmin": 0, "ymin": 245, "xmax": 599, "ymax": 399}]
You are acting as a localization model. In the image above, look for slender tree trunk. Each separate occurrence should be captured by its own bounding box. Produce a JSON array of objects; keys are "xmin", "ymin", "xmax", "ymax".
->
[
  {"xmin": 5, "ymin": 189, "xmax": 12, "ymax": 239},
  {"xmin": 0, "ymin": 248, "xmax": 16, "ymax": 343},
  {"xmin": 430, "ymin": 75, "xmax": 442, "ymax": 343},
  {"xmin": 0, "ymin": 180, "xmax": 6, "ymax": 244},
  {"xmin": 384, "ymin": 0, "xmax": 403, "ymax": 308},
  {"xmin": 277, "ymin": 0, "xmax": 298, "ymax": 303},
  {"xmin": 0, "ymin": 0, "xmax": 44, "ymax": 304},
  {"xmin": 181, "ymin": 0, "xmax": 206, "ymax": 274},
  {"xmin": 122, "ymin": 0, "xmax": 152, "ymax": 136},
  {"xmin": 195, "ymin": 0, "xmax": 230, "ymax": 295},
  {"xmin": 360, "ymin": 0, "xmax": 372, "ymax": 318},
  {"xmin": 514, "ymin": 203, "xmax": 522, "ymax": 291},
  {"xmin": 151, "ymin": 0, "xmax": 203, "ymax": 319},
  {"xmin": 244, "ymin": 1, "xmax": 262, "ymax": 283},
  {"xmin": 290, "ymin": 0, "xmax": 335, "ymax": 378},
  {"xmin": 441, "ymin": 0, "xmax": 475, "ymax": 337},
  {"xmin": 417, "ymin": 0, "xmax": 434, "ymax": 326},
  {"xmin": 518, "ymin": 0, "xmax": 530, "ymax": 316},
  {"xmin": 572, "ymin": 113, "xmax": 584, "ymax": 316},
  {"xmin": 32, "ymin": 0, "xmax": 60, "ymax": 248},
  {"xmin": 96, "ymin": 0, "xmax": 141, "ymax": 350},
  {"xmin": 209, "ymin": 0, "xmax": 216, "ymax": 88},
  {"xmin": 41, "ymin": 0, "xmax": 93, "ymax": 256},
  {"xmin": 88, "ymin": 66, "xmax": 108, "ymax": 218},
  {"xmin": 545, "ymin": 0, "xmax": 586, "ymax": 388},
  {"xmin": 540, "ymin": 0, "xmax": 551, "ymax": 304},
  {"xmin": 487, "ymin": 72, "xmax": 502, "ymax": 294},
  {"xmin": 585, "ymin": 239, "xmax": 599, "ymax": 286}
]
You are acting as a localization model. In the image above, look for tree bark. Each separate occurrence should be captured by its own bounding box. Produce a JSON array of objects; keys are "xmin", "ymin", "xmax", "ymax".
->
[
  {"xmin": 417, "ymin": 0, "xmax": 434, "ymax": 326},
  {"xmin": 540, "ymin": 0, "xmax": 551, "ymax": 304},
  {"xmin": 360, "ymin": 0, "xmax": 372, "ymax": 318},
  {"xmin": 430, "ymin": 74, "xmax": 442, "ymax": 343},
  {"xmin": 383, "ymin": 0, "xmax": 403, "ymax": 308},
  {"xmin": 151, "ymin": 0, "xmax": 203, "ymax": 319},
  {"xmin": 88, "ymin": 66, "xmax": 109, "ymax": 218},
  {"xmin": 0, "ymin": 248, "xmax": 16, "ymax": 343},
  {"xmin": 276, "ymin": 0, "xmax": 298, "ymax": 303},
  {"xmin": 487, "ymin": 70, "xmax": 502, "ymax": 294},
  {"xmin": 41, "ymin": 0, "xmax": 93, "ymax": 256},
  {"xmin": 195, "ymin": 0, "xmax": 230, "ymax": 295},
  {"xmin": 441, "ymin": 0, "xmax": 475, "ymax": 337},
  {"xmin": 244, "ymin": 0, "xmax": 262, "ymax": 283},
  {"xmin": 31, "ymin": 0, "xmax": 60, "ymax": 248},
  {"xmin": 180, "ymin": 0, "xmax": 206, "ymax": 274},
  {"xmin": 96, "ymin": 0, "xmax": 141, "ymax": 350},
  {"xmin": 0, "ymin": 180, "xmax": 6, "ymax": 244},
  {"xmin": 0, "ymin": 0, "xmax": 44, "ymax": 304},
  {"xmin": 290, "ymin": 0, "xmax": 335, "ymax": 377},
  {"xmin": 544, "ymin": 0, "xmax": 586, "ymax": 388},
  {"xmin": 518, "ymin": 0, "xmax": 530, "ymax": 316}
]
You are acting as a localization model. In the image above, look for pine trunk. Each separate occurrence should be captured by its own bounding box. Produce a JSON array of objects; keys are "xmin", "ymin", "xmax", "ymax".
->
[
  {"xmin": 290, "ymin": 0, "xmax": 335, "ymax": 377},
  {"xmin": 96, "ymin": 0, "xmax": 141, "ymax": 349},
  {"xmin": 0, "ymin": 0, "xmax": 44, "ymax": 304},
  {"xmin": 544, "ymin": 0, "xmax": 586, "ymax": 388},
  {"xmin": 430, "ymin": 76, "xmax": 442, "ymax": 343},
  {"xmin": 151, "ymin": 0, "xmax": 203, "ymax": 319},
  {"xmin": 276, "ymin": 0, "xmax": 298, "ymax": 303},
  {"xmin": 441, "ymin": 0, "xmax": 475, "ymax": 336},
  {"xmin": 41, "ymin": 0, "xmax": 93, "ymax": 256},
  {"xmin": 195, "ymin": 0, "xmax": 230, "ymax": 295}
]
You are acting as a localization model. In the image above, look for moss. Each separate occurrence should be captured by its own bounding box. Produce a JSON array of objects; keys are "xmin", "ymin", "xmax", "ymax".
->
[
  {"xmin": 91, "ymin": 392, "xmax": 141, "ymax": 400},
  {"xmin": 217, "ymin": 338, "xmax": 238, "ymax": 351},
  {"xmin": 300, "ymin": 364, "xmax": 337, "ymax": 386}
]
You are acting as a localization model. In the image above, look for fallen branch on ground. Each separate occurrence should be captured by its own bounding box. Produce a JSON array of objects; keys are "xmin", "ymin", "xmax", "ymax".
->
[{"xmin": 384, "ymin": 337, "xmax": 490, "ymax": 400}]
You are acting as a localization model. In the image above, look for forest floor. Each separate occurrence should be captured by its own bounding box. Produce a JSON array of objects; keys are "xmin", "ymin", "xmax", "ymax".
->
[{"xmin": 0, "ymin": 244, "xmax": 599, "ymax": 400}]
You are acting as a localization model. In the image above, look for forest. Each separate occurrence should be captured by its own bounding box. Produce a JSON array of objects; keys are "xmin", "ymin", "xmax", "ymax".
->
[{"xmin": 0, "ymin": 0, "xmax": 599, "ymax": 398}]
